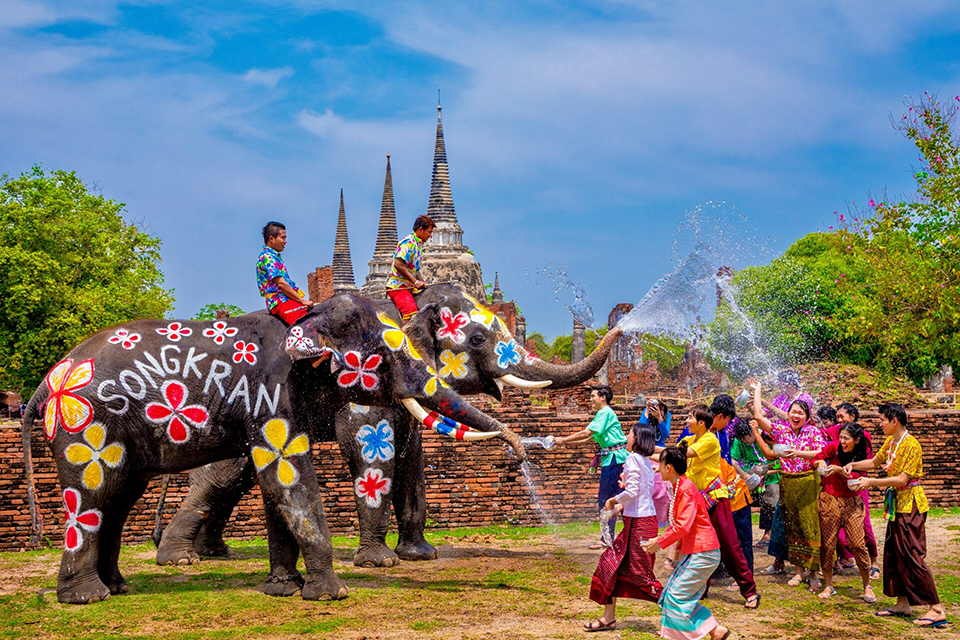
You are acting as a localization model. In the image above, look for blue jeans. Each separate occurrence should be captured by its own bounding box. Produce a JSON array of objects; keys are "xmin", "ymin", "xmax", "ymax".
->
[{"xmin": 598, "ymin": 462, "xmax": 624, "ymax": 541}]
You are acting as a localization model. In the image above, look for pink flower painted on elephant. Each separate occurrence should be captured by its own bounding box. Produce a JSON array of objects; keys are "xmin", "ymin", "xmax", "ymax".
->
[
  {"xmin": 355, "ymin": 468, "xmax": 391, "ymax": 507},
  {"xmin": 107, "ymin": 329, "xmax": 141, "ymax": 350},
  {"xmin": 43, "ymin": 358, "xmax": 95, "ymax": 440},
  {"xmin": 156, "ymin": 322, "xmax": 192, "ymax": 342},
  {"xmin": 232, "ymin": 341, "xmax": 259, "ymax": 365},
  {"xmin": 145, "ymin": 380, "xmax": 210, "ymax": 444},
  {"xmin": 337, "ymin": 352, "xmax": 382, "ymax": 391},
  {"xmin": 202, "ymin": 321, "xmax": 238, "ymax": 345},
  {"xmin": 436, "ymin": 307, "xmax": 470, "ymax": 344},
  {"xmin": 63, "ymin": 488, "xmax": 101, "ymax": 552}
]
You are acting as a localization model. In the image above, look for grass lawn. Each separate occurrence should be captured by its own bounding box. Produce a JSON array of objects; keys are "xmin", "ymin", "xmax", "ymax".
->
[{"xmin": 2, "ymin": 512, "xmax": 958, "ymax": 639}]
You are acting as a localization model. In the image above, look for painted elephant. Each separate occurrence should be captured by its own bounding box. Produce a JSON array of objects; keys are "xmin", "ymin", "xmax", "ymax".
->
[
  {"xmin": 156, "ymin": 285, "xmax": 621, "ymax": 574},
  {"xmin": 21, "ymin": 294, "xmax": 523, "ymax": 604}
]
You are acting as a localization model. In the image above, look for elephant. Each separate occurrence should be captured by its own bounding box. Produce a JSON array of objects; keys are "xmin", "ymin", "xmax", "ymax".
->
[
  {"xmin": 21, "ymin": 294, "xmax": 524, "ymax": 604},
  {"xmin": 155, "ymin": 285, "xmax": 622, "ymax": 575}
]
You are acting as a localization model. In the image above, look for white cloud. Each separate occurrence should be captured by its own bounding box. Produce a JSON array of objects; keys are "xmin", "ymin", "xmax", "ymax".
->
[{"xmin": 242, "ymin": 66, "xmax": 295, "ymax": 88}]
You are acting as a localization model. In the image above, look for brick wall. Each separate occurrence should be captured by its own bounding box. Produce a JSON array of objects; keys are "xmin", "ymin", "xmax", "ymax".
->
[
  {"xmin": 307, "ymin": 266, "xmax": 334, "ymax": 303},
  {"xmin": 3, "ymin": 388, "xmax": 959, "ymax": 551}
]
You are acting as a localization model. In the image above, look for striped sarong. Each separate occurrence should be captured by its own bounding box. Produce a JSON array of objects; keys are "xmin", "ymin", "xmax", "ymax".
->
[
  {"xmin": 658, "ymin": 549, "xmax": 721, "ymax": 640},
  {"xmin": 589, "ymin": 515, "xmax": 663, "ymax": 605},
  {"xmin": 781, "ymin": 470, "xmax": 821, "ymax": 570}
]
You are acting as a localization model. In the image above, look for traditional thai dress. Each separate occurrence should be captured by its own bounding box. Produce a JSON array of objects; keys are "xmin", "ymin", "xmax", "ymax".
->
[
  {"xmin": 822, "ymin": 425, "xmax": 878, "ymax": 562},
  {"xmin": 590, "ymin": 452, "xmax": 664, "ymax": 604},
  {"xmin": 657, "ymin": 475, "xmax": 722, "ymax": 640},
  {"xmin": 731, "ymin": 438, "xmax": 779, "ymax": 532},
  {"xmin": 768, "ymin": 392, "xmax": 815, "ymax": 425},
  {"xmin": 679, "ymin": 432, "xmax": 757, "ymax": 599},
  {"xmin": 770, "ymin": 422, "xmax": 825, "ymax": 570},
  {"xmin": 589, "ymin": 405, "xmax": 628, "ymax": 541},
  {"xmin": 814, "ymin": 442, "xmax": 870, "ymax": 585},
  {"xmin": 876, "ymin": 433, "xmax": 939, "ymax": 605}
]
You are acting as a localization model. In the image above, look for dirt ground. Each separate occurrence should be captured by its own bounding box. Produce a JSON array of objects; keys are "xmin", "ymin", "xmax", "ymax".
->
[{"xmin": 1, "ymin": 513, "xmax": 958, "ymax": 639}]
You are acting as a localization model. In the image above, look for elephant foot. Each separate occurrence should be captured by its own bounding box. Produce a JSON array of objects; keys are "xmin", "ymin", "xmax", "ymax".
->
[
  {"xmin": 354, "ymin": 543, "xmax": 400, "ymax": 568},
  {"xmin": 193, "ymin": 538, "xmax": 230, "ymax": 557},
  {"xmin": 58, "ymin": 576, "xmax": 111, "ymax": 605},
  {"xmin": 301, "ymin": 573, "xmax": 349, "ymax": 601},
  {"xmin": 260, "ymin": 571, "xmax": 305, "ymax": 597},
  {"xmin": 395, "ymin": 538, "xmax": 438, "ymax": 561},
  {"xmin": 102, "ymin": 571, "xmax": 129, "ymax": 595},
  {"xmin": 156, "ymin": 543, "xmax": 200, "ymax": 566}
]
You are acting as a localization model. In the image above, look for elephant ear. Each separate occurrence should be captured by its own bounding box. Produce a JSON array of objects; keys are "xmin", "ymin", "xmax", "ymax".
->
[{"xmin": 405, "ymin": 303, "xmax": 439, "ymax": 370}]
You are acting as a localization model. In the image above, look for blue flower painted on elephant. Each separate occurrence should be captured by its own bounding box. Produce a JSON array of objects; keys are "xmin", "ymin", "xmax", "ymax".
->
[
  {"xmin": 356, "ymin": 420, "xmax": 394, "ymax": 463},
  {"xmin": 495, "ymin": 339, "xmax": 522, "ymax": 369}
]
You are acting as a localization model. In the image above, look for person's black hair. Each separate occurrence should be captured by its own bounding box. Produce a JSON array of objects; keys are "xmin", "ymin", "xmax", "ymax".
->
[
  {"xmin": 836, "ymin": 422, "xmax": 869, "ymax": 466},
  {"xmin": 778, "ymin": 369, "xmax": 801, "ymax": 387},
  {"xmin": 262, "ymin": 221, "xmax": 286, "ymax": 244},
  {"xmin": 631, "ymin": 423, "xmax": 657, "ymax": 456},
  {"xmin": 837, "ymin": 402, "xmax": 860, "ymax": 421},
  {"xmin": 593, "ymin": 385, "xmax": 613, "ymax": 404},
  {"xmin": 689, "ymin": 404, "xmax": 714, "ymax": 428},
  {"xmin": 817, "ymin": 405, "xmax": 838, "ymax": 426},
  {"xmin": 662, "ymin": 445, "xmax": 688, "ymax": 475},
  {"xmin": 413, "ymin": 215, "xmax": 436, "ymax": 232},
  {"xmin": 788, "ymin": 399, "xmax": 811, "ymax": 422},
  {"xmin": 878, "ymin": 402, "xmax": 908, "ymax": 427},
  {"xmin": 710, "ymin": 394, "xmax": 736, "ymax": 419},
  {"xmin": 734, "ymin": 418, "xmax": 754, "ymax": 441}
]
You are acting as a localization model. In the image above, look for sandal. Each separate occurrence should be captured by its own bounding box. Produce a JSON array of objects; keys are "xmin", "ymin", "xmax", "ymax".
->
[
  {"xmin": 875, "ymin": 609, "xmax": 912, "ymax": 618},
  {"xmin": 761, "ymin": 564, "xmax": 784, "ymax": 576},
  {"xmin": 862, "ymin": 587, "xmax": 877, "ymax": 604},
  {"xmin": 787, "ymin": 574, "xmax": 804, "ymax": 587},
  {"xmin": 745, "ymin": 594, "xmax": 761, "ymax": 610},
  {"xmin": 588, "ymin": 542, "xmax": 605, "ymax": 550},
  {"xmin": 583, "ymin": 618, "xmax": 617, "ymax": 632},
  {"xmin": 664, "ymin": 558, "xmax": 676, "ymax": 571},
  {"xmin": 817, "ymin": 586, "xmax": 837, "ymax": 599},
  {"xmin": 869, "ymin": 566, "xmax": 881, "ymax": 580}
]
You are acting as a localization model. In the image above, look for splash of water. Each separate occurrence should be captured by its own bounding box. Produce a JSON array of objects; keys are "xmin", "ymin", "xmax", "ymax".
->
[
  {"xmin": 532, "ymin": 263, "xmax": 597, "ymax": 330},
  {"xmin": 520, "ymin": 436, "xmax": 555, "ymax": 449},
  {"xmin": 519, "ymin": 460, "xmax": 557, "ymax": 526}
]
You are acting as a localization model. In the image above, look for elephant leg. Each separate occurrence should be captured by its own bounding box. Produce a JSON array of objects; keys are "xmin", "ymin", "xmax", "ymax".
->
[
  {"xmin": 57, "ymin": 486, "xmax": 111, "ymax": 604},
  {"xmin": 392, "ymin": 416, "xmax": 437, "ymax": 561},
  {"xmin": 193, "ymin": 459, "xmax": 257, "ymax": 557},
  {"xmin": 97, "ymin": 479, "xmax": 149, "ymax": 595},
  {"xmin": 338, "ymin": 414, "xmax": 398, "ymax": 568},
  {"xmin": 249, "ymin": 421, "xmax": 347, "ymax": 601},
  {"xmin": 259, "ymin": 491, "xmax": 305, "ymax": 597},
  {"xmin": 156, "ymin": 457, "xmax": 251, "ymax": 566}
]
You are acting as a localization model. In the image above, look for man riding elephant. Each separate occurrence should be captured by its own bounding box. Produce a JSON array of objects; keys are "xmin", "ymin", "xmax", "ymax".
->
[
  {"xmin": 156, "ymin": 285, "xmax": 623, "ymax": 574},
  {"xmin": 22, "ymin": 294, "xmax": 525, "ymax": 604}
]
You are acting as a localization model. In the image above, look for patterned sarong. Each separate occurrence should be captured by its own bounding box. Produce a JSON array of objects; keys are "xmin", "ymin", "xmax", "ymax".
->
[
  {"xmin": 659, "ymin": 549, "xmax": 721, "ymax": 640},
  {"xmin": 781, "ymin": 470, "xmax": 821, "ymax": 570},
  {"xmin": 589, "ymin": 515, "xmax": 663, "ymax": 604}
]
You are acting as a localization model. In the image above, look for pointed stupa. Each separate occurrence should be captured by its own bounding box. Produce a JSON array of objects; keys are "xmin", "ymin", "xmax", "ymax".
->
[
  {"xmin": 332, "ymin": 189, "xmax": 358, "ymax": 294},
  {"xmin": 491, "ymin": 272, "xmax": 503, "ymax": 304},
  {"xmin": 362, "ymin": 156, "xmax": 400, "ymax": 294}
]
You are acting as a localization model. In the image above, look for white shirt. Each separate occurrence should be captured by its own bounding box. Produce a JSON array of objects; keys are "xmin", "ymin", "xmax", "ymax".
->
[{"xmin": 614, "ymin": 452, "xmax": 656, "ymax": 518}]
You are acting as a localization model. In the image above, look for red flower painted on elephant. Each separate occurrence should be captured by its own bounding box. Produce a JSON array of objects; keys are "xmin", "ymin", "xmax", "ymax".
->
[
  {"xmin": 436, "ymin": 307, "xmax": 470, "ymax": 344},
  {"xmin": 107, "ymin": 329, "xmax": 141, "ymax": 350},
  {"xmin": 43, "ymin": 358, "xmax": 95, "ymax": 440},
  {"xmin": 232, "ymin": 341, "xmax": 259, "ymax": 365},
  {"xmin": 355, "ymin": 468, "xmax": 391, "ymax": 507},
  {"xmin": 156, "ymin": 322, "xmax": 192, "ymax": 342},
  {"xmin": 337, "ymin": 352, "xmax": 382, "ymax": 391},
  {"xmin": 62, "ymin": 488, "xmax": 101, "ymax": 552},
  {"xmin": 145, "ymin": 380, "xmax": 210, "ymax": 444},
  {"xmin": 202, "ymin": 321, "xmax": 238, "ymax": 345}
]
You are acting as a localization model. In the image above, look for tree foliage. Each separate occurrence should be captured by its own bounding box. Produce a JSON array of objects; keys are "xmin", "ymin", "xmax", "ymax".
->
[
  {"xmin": 0, "ymin": 167, "xmax": 174, "ymax": 396},
  {"xmin": 193, "ymin": 303, "xmax": 247, "ymax": 321},
  {"xmin": 526, "ymin": 327, "xmax": 608, "ymax": 362}
]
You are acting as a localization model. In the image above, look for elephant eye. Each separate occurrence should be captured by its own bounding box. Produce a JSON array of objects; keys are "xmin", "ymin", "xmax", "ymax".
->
[{"xmin": 468, "ymin": 333, "xmax": 486, "ymax": 348}]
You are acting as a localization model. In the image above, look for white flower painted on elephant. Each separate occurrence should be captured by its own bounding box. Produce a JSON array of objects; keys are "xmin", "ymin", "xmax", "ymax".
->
[
  {"xmin": 107, "ymin": 329, "xmax": 141, "ymax": 350},
  {"xmin": 284, "ymin": 325, "xmax": 314, "ymax": 351},
  {"xmin": 156, "ymin": 322, "xmax": 192, "ymax": 341},
  {"xmin": 64, "ymin": 423, "xmax": 125, "ymax": 491},
  {"xmin": 252, "ymin": 419, "xmax": 310, "ymax": 487},
  {"xmin": 356, "ymin": 420, "xmax": 394, "ymax": 463},
  {"xmin": 62, "ymin": 488, "xmax": 101, "ymax": 552},
  {"xmin": 355, "ymin": 468, "xmax": 391, "ymax": 507},
  {"xmin": 202, "ymin": 321, "xmax": 238, "ymax": 345},
  {"xmin": 438, "ymin": 350, "xmax": 468, "ymax": 379}
]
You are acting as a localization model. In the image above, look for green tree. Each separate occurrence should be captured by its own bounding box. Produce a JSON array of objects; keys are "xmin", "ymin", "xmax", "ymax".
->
[
  {"xmin": 0, "ymin": 166, "xmax": 174, "ymax": 396},
  {"xmin": 527, "ymin": 332, "xmax": 552, "ymax": 360},
  {"xmin": 193, "ymin": 303, "xmax": 247, "ymax": 321}
]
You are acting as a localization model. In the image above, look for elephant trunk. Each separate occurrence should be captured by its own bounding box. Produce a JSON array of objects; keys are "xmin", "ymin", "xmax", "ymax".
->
[{"xmin": 514, "ymin": 326, "xmax": 622, "ymax": 388}]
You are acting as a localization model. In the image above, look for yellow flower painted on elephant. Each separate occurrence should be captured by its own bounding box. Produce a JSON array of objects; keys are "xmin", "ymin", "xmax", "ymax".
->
[
  {"xmin": 252, "ymin": 419, "xmax": 310, "ymax": 487},
  {"xmin": 463, "ymin": 295, "xmax": 509, "ymax": 335},
  {"xmin": 424, "ymin": 366, "xmax": 450, "ymax": 396},
  {"xmin": 438, "ymin": 350, "xmax": 468, "ymax": 379},
  {"xmin": 43, "ymin": 358, "xmax": 95, "ymax": 440},
  {"xmin": 64, "ymin": 423, "xmax": 125, "ymax": 490},
  {"xmin": 377, "ymin": 312, "xmax": 421, "ymax": 360}
]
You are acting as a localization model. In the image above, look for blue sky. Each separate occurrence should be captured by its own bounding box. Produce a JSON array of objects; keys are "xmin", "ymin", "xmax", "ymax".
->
[{"xmin": 3, "ymin": 1, "xmax": 960, "ymax": 337}]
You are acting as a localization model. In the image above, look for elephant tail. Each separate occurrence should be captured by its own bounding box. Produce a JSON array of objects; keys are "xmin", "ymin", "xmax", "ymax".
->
[{"xmin": 21, "ymin": 387, "xmax": 46, "ymax": 547}]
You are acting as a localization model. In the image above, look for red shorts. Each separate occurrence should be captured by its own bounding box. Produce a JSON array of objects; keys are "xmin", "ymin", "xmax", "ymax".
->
[
  {"xmin": 270, "ymin": 299, "xmax": 309, "ymax": 325},
  {"xmin": 387, "ymin": 288, "xmax": 418, "ymax": 320}
]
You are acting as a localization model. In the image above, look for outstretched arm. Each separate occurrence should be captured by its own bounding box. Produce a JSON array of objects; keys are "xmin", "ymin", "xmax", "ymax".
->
[
  {"xmin": 750, "ymin": 381, "xmax": 774, "ymax": 433},
  {"xmin": 751, "ymin": 422, "xmax": 778, "ymax": 460},
  {"xmin": 555, "ymin": 428, "xmax": 594, "ymax": 446}
]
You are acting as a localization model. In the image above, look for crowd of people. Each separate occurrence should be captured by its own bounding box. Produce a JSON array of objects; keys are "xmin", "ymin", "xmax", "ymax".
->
[{"xmin": 557, "ymin": 374, "xmax": 947, "ymax": 638}]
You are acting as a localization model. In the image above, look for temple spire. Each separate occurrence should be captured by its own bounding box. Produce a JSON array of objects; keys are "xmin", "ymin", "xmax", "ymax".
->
[
  {"xmin": 491, "ymin": 271, "xmax": 503, "ymax": 303},
  {"xmin": 362, "ymin": 156, "xmax": 400, "ymax": 294},
  {"xmin": 332, "ymin": 188, "xmax": 357, "ymax": 294},
  {"xmin": 427, "ymin": 102, "xmax": 458, "ymax": 225}
]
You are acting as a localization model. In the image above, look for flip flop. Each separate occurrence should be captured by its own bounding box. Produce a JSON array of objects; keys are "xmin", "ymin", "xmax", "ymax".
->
[
  {"xmin": 745, "ymin": 594, "xmax": 761, "ymax": 610},
  {"xmin": 583, "ymin": 618, "xmax": 617, "ymax": 632},
  {"xmin": 914, "ymin": 618, "xmax": 949, "ymax": 629},
  {"xmin": 870, "ymin": 567, "xmax": 881, "ymax": 580},
  {"xmin": 588, "ymin": 542, "xmax": 605, "ymax": 550},
  {"xmin": 875, "ymin": 609, "xmax": 912, "ymax": 618}
]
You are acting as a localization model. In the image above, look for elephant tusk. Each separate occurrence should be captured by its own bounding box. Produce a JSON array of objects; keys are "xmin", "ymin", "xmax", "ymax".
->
[
  {"xmin": 400, "ymin": 398, "xmax": 500, "ymax": 441},
  {"xmin": 497, "ymin": 374, "xmax": 552, "ymax": 390}
]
